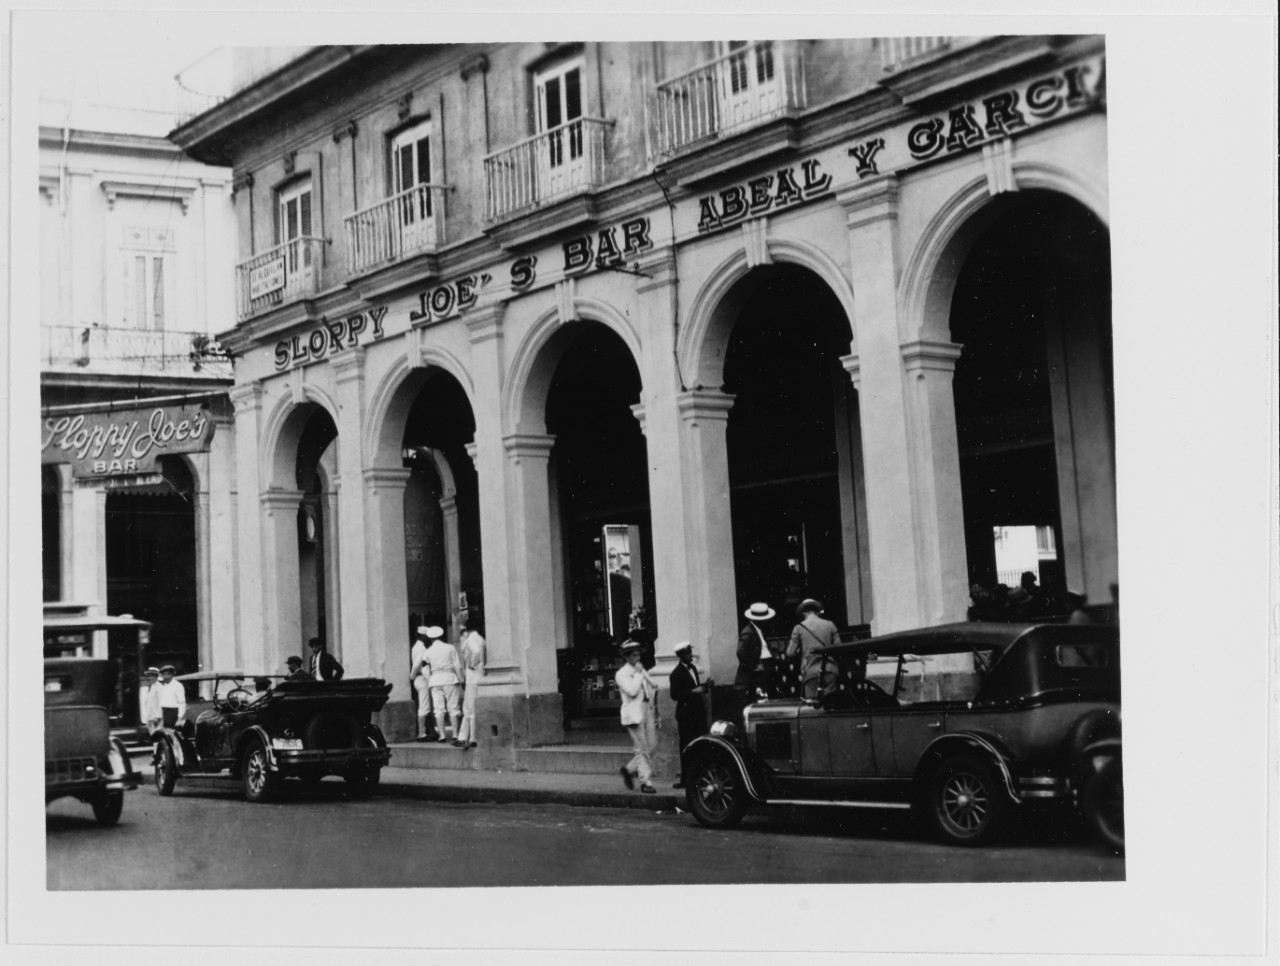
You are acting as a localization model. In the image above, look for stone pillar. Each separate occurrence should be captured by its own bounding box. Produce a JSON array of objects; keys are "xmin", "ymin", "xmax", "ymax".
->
[
  {"xmin": 839, "ymin": 177, "xmax": 928, "ymax": 634},
  {"xmin": 363, "ymin": 466, "xmax": 415, "ymax": 740},
  {"xmin": 66, "ymin": 167, "xmax": 99, "ymax": 325},
  {"xmin": 56, "ymin": 464, "xmax": 75, "ymax": 600},
  {"xmin": 259, "ymin": 489, "xmax": 304, "ymax": 672},
  {"xmin": 503, "ymin": 432, "xmax": 563, "ymax": 746},
  {"xmin": 229, "ymin": 383, "xmax": 265, "ymax": 672},
  {"xmin": 676, "ymin": 389, "xmax": 737, "ymax": 715},
  {"xmin": 206, "ymin": 413, "xmax": 238, "ymax": 673},
  {"xmin": 832, "ymin": 359, "xmax": 872, "ymax": 625},
  {"xmin": 900, "ymin": 339, "xmax": 969, "ymax": 626},
  {"xmin": 190, "ymin": 460, "xmax": 212, "ymax": 674},
  {"xmin": 67, "ymin": 480, "xmax": 107, "ymax": 610},
  {"xmin": 331, "ymin": 351, "xmax": 371, "ymax": 674},
  {"xmin": 323, "ymin": 486, "xmax": 342, "ymax": 659}
]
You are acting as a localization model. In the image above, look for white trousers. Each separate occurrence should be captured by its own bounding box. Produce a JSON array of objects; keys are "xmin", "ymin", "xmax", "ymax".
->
[
  {"xmin": 624, "ymin": 713, "xmax": 656, "ymax": 784},
  {"xmin": 413, "ymin": 676, "xmax": 432, "ymax": 724},
  {"xmin": 456, "ymin": 667, "xmax": 482, "ymax": 743}
]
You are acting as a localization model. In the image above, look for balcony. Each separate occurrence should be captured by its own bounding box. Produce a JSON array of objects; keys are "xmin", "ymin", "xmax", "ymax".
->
[
  {"xmin": 41, "ymin": 324, "xmax": 231, "ymax": 378},
  {"xmin": 345, "ymin": 183, "xmax": 449, "ymax": 277},
  {"xmin": 484, "ymin": 117, "xmax": 613, "ymax": 222},
  {"xmin": 880, "ymin": 36, "xmax": 952, "ymax": 72},
  {"xmin": 235, "ymin": 236, "xmax": 325, "ymax": 322},
  {"xmin": 652, "ymin": 41, "xmax": 806, "ymax": 160}
]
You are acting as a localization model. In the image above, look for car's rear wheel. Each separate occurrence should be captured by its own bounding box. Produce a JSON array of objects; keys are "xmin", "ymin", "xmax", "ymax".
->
[
  {"xmin": 687, "ymin": 755, "xmax": 749, "ymax": 829},
  {"xmin": 345, "ymin": 764, "xmax": 380, "ymax": 799},
  {"xmin": 154, "ymin": 741, "xmax": 177, "ymax": 797},
  {"xmin": 927, "ymin": 753, "xmax": 1008, "ymax": 846},
  {"xmin": 1083, "ymin": 756, "xmax": 1124, "ymax": 853},
  {"xmin": 242, "ymin": 739, "xmax": 276, "ymax": 803},
  {"xmin": 91, "ymin": 789, "xmax": 124, "ymax": 826}
]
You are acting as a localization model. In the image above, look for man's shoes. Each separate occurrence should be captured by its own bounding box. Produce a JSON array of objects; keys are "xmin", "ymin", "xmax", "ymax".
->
[
  {"xmin": 436, "ymin": 736, "xmax": 448, "ymax": 743},
  {"xmin": 640, "ymin": 783, "xmax": 657, "ymax": 794},
  {"xmin": 619, "ymin": 766, "xmax": 635, "ymax": 790},
  {"xmin": 451, "ymin": 740, "xmax": 465, "ymax": 748},
  {"xmin": 467, "ymin": 742, "xmax": 478, "ymax": 749}
]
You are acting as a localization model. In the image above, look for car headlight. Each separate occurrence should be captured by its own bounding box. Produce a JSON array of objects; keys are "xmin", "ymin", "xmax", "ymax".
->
[{"xmin": 709, "ymin": 721, "xmax": 739, "ymax": 740}]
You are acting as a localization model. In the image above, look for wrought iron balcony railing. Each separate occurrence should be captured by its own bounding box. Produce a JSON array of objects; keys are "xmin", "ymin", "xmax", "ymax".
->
[
  {"xmin": 344, "ymin": 183, "xmax": 449, "ymax": 276},
  {"xmin": 235, "ymin": 235, "xmax": 325, "ymax": 321},
  {"xmin": 484, "ymin": 116, "xmax": 612, "ymax": 221},
  {"xmin": 41, "ymin": 324, "xmax": 230, "ymax": 376},
  {"xmin": 651, "ymin": 41, "xmax": 806, "ymax": 159}
]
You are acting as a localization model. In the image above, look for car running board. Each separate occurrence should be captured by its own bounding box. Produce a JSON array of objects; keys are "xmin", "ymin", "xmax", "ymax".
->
[{"xmin": 765, "ymin": 798, "xmax": 913, "ymax": 810}]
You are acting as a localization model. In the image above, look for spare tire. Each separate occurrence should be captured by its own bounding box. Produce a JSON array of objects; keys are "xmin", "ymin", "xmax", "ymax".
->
[{"xmin": 305, "ymin": 712, "xmax": 361, "ymax": 751}]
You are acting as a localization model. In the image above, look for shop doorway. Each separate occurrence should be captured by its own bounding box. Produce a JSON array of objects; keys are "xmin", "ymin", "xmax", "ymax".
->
[
  {"xmin": 544, "ymin": 323, "xmax": 653, "ymax": 721},
  {"xmin": 400, "ymin": 369, "xmax": 482, "ymax": 642},
  {"xmin": 722, "ymin": 265, "xmax": 866, "ymax": 637},
  {"xmin": 42, "ymin": 466, "xmax": 61, "ymax": 600},
  {"xmin": 950, "ymin": 191, "xmax": 1114, "ymax": 610},
  {"xmin": 294, "ymin": 408, "xmax": 337, "ymax": 654}
]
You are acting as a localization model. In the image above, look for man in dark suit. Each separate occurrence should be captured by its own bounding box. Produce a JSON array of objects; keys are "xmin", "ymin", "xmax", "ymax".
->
[
  {"xmin": 285, "ymin": 655, "xmax": 313, "ymax": 680},
  {"xmin": 668, "ymin": 641, "xmax": 712, "ymax": 789},
  {"xmin": 308, "ymin": 637, "xmax": 344, "ymax": 681},
  {"xmin": 735, "ymin": 601, "xmax": 776, "ymax": 720}
]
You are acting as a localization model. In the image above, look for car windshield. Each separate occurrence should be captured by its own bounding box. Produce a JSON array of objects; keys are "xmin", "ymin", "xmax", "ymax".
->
[{"xmin": 864, "ymin": 649, "xmax": 990, "ymax": 706}]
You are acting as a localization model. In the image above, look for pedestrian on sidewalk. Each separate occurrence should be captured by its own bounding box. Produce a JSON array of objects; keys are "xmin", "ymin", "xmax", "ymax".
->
[
  {"xmin": 138, "ymin": 666, "xmax": 159, "ymax": 736},
  {"xmin": 454, "ymin": 619, "xmax": 486, "ymax": 749},
  {"xmin": 146, "ymin": 665, "xmax": 186, "ymax": 764},
  {"xmin": 410, "ymin": 627, "xmax": 434, "ymax": 741},
  {"xmin": 424, "ymin": 625, "xmax": 463, "ymax": 743},
  {"xmin": 668, "ymin": 641, "xmax": 712, "ymax": 789},
  {"xmin": 616, "ymin": 639, "xmax": 657, "ymax": 794},
  {"xmin": 308, "ymin": 637, "xmax": 344, "ymax": 681},
  {"xmin": 735, "ymin": 602, "xmax": 776, "ymax": 720}
]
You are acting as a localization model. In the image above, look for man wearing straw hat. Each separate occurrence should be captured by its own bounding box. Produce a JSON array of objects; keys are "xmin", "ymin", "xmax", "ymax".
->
[
  {"xmin": 735, "ymin": 601, "xmax": 776, "ymax": 720},
  {"xmin": 615, "ymin": 639, "xmax": 658, "ymax": 794}
]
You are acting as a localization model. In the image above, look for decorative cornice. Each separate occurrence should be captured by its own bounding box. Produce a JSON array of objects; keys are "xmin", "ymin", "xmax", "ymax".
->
[
  {"xmin": 630, "ymin": 402, "xmax": 647, "ymax": 435},
  {"xmin": 332, "ymin": 120, "xmax": 359, "ymax": 143},
  {"xmin": 555, "ymin": 277, "xmax": 577, "ymax": 326},
  {"xmin": 231, "ymin": 172, "xmax": 255, "ymax": 195},
  {"xmin": 503, "ymin": 433, "xmax": 556, "ymax": 463},
  {"xmin": 229, "ymin": 381, "xmax": 262, "ymax": 414},
  {"xmin": 836, "ymin": 175, "xmax": 900, "ymax": 231},
  {"xmin": 742, "ymin": 218, "xmax": 771, "ymax": 270},
  {"xmin": 101, "ymin": 179, "xmax": 196, "ymax": 214},
  {"xmin": 981, "ymin": 137, "xmax": 1017, "ymax": 196},
  {"xmin": 362, "ymin": 466, "xmax": 413, "ymax": 491},
  {"xmin": 260, "ymin": 488, "xmax": 305, "ymax": 510},
  {"xmin": 282, "ymin": 151, "xmax": 297, "ymax": 177},
  {"xmin": 396, "ymin": 92, "xmax": 414, "ymax": 121},
  {"xmin": 330, "ymin": 348, "xmax": 366, "ymax": 382},
  {"xmin": 460, "ymin": 54, "xmax": 490, "ymax": 80},
  {"xmin": 465, "ymin": 303, "xmax": 505, "ymax": 346},
  {"xmin": 676, "ymin": 389, "xmax": 735, "ymax": 424},
  {"xmin": 840, "ymin": 352, "xmax": 862, "ymax": 391},
  {"xmin": 464, "ymin": 442, "xmax": 479, "ymax": 469},
  {"xmin": 901, "ymin": 339, "xmax": 963, "ymax": 373}
]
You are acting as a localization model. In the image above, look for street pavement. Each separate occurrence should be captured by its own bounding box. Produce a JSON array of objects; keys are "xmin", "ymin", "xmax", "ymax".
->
[{"xmin": 46, "ymin": 778, "xmax": 1124, "ymax": 890}]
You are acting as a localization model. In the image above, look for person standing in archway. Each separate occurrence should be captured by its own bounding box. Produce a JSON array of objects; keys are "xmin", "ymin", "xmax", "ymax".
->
[
  {"xmin": 787, "ymin": 598, "xmax": 839, "ymax": 698},
  {"xmin": 423, "ymin": 625, "xmax": 463, "ymax": 743},
  {"xmin": 454, "ymin": 618, "xmax": 486, "ymax": 749},
  {"xmin": 409, "ymin": 627, "xmax": 434, "ymax": 741},
  {"xmin": 735, "ymin": 602, "xmax": 776, "ymax": 719}
]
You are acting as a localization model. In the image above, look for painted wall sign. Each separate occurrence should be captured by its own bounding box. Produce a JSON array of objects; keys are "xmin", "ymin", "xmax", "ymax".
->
[
  {"xmin": 695, "ymin": 160, "xmax": 832, "ymax": 234},
  {"xmin": 562, "ymin": 217, "xmax": 653, "ymax": 272},
  {"xmin": 273, "ymin": 306, "xmax": 388, "ymax": 370},
  {"xmin": 249, "ymin": 258, "xmax": 286, "ymax": 300},
  {"xmin": 41, "ymin": 406, "xmax": 215, "ymax": 479},
  {"xmin": 409, "ymin": 274, "xmax": 492, "ymax": 325}
]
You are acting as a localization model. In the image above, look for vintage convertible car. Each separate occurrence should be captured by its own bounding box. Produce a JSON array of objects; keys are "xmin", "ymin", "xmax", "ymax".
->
[
  {"xmin": 683, "ymin": 621, "xmax": 1122, "ymax": 849},
  {"xmin": 45, "ymin": 658, "xmax": 140, "ymax": 825},
  {"xmin": 153, "ymin": 671, "xmax": 393, "ymax": 802}
]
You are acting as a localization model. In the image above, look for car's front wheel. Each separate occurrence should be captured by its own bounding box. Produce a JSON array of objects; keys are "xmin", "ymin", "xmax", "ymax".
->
[
  {"xmin": 1083, "ymin": 755, "xmax": 1124, "ymax": 853},
  {"xmin": 242, "ymin": 740, "xmax": 276, "ymax": 803},
  {"xmin": 927, "ymin": 753, "xmax": 1008, "ymax": 846},
  {"xmin": 91, "ymin": 790, "xmax": 124, "ymax": 826},
  {"xmin": 687, "ymin": 755, "xmax": 750, "ymax": 829},
  {"xmin": 154, "ymin": 741, "xmax": 177, "ymax": 796}
]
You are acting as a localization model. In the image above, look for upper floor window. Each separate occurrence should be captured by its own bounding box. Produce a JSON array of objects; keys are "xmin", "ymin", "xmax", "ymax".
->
[
  {"xmin": 720, "ymin": 41, "xmax": 779, "ymax": 127},
  {"xmin": 120, "ymin": 226, "xmax": 174, "ymax": 330},
  {"xmin": 391, "ymin": 119, "xmax": 434, "ymax": 232},
  {"xmin": 535, "ymin": 57, "xmax": 585, "ymax": 167},
  {"xmin": 277, "ymin": 178, "xmax": 314, "ymax": 273}
]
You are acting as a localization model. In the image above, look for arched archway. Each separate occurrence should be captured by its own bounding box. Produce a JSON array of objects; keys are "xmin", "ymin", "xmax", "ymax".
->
[
  {"xmin": 941, "ymin": 189, "xmax": 1115, "ymax": 610},
  {"xmin": 719, "ymin": 264, "xmax": 868, "ymax": 643},
  {"xmin": 294, "ymin": 407, "xmax": 339, "ymax": 653}
]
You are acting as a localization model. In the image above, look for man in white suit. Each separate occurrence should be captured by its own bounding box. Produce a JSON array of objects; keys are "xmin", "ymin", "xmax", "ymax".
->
[{"xmin": 615, "ymin": 639, "xmax": 657, "ymax": 794}]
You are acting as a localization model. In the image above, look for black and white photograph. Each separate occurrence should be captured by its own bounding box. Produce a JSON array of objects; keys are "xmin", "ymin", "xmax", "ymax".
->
[{"xmin": 5, "ymin": 3, "xmax": 1277, "ymax": 962}]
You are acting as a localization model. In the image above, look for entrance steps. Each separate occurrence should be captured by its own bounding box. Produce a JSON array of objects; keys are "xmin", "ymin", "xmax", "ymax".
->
[{"xmin": 389, "ymin": 718, "xmax": 634, "ymax": 776}]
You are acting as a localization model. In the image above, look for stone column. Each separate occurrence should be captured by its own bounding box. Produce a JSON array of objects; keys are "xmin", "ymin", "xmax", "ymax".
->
[
  {"xmin": 190, "ymin": 457, "xmax": 212, "ymax": 674},
  {"xmin": 839, "ymin": 177, "xmax": 927, "ymax": 633},
  {"xmin": 322, "ymin": 485, "xmax": 342, "ymax": 659},
  {"xmin": 67, "ymin": 481, "xmax": 107, "ymax": 611},
  {"xmin": 330, "ymin": 350, "xmax": 371, "ymax": 674},
  {"xmin": 229, "ymin": 383, "xmax": 265, "ymax": 672},
  {"xmin": 363, "ymin": 466, "xmax": 415, "ymax": 740},
  {"xmin": 259, "ymin": 489, "xmax": 304, "ymax": 672},
  {"xmin": 502, "ymin": 432, "xmax": 563, "ymax": 746},
  {"xmin": 901, "ymin": 339, "xmax": 969, "ymax": 626},
  {"xmin": 206, "ymin": 413, "xmax": 239, "ymax": 672},
  {"xmin": 833, "ymin": 358, "xmax": 872, "ymax": 625},
  {"xmin": 676, "ymin": 389, "xmax": 737, "ymax": 712},
  {"xmin": 56, "ymin": 463, "xmax": 75, "ymax": 600},
  {"xmin": 66, "ymin": 167, "xmax": 98, "ymax": 325}
]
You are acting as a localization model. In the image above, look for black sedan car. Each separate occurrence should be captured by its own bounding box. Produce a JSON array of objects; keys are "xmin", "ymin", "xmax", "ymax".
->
[
  {"xmin": 153, "ymin": 671, "xmax": 393, "ymax": 802},
  {"xmin": 682, "ymin": 621, "xmax": 1122, "ymax": 849}
]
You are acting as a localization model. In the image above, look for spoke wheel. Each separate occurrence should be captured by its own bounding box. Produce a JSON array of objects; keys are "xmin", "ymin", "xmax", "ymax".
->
[
  {"xmin": 154, "ymin": 741, "xmax": 177, "ymax": 796},
  {"xmin": 242, "ymin": 741, "xmax": 276, "ymax": 803},
  {"xmin": 688, "ymin": 756, "xmax": 749, "ymax": 829},
  {"xmin": 1083, "ymin": 756, "xmax": 1125, "ymax": 853},
  {"xmin": 928, "ymin": 753, "xmax": 1007, "ymax": 846},
  {"xmin": 92, "ymin": 790, "xmax": 124, "ymax": 826}
]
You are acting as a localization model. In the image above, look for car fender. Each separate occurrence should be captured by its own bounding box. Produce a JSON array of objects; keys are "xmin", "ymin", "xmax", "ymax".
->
[
  {"xmin": 361, "ymin": 723, "xmax": 388, "ymax": 749},
  {"xmin": 682, "ymin": 735, "xmax": 770, "ymax": 803},
  {"xmin": 917, "ymin": 732, "xmax": 1019, "ymax": 804},
  {"xmin": 155, "ymin": 728, "xmax": 187, "ymax": 769},
  {"xmin": 106, "ymin": 737, "xmax": 135, "ymax": 778},
  {"xmin": 235, "ymin": 725, "xmax": 278, "ymax": 771}
]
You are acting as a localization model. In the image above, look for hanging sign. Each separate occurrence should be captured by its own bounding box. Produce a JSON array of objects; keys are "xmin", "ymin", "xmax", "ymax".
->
[{"xmin": 41, "ymin": 405, "xmax": 215, "ymax": 480}]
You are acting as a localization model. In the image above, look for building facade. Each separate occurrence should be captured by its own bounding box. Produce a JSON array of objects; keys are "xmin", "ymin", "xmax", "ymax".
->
[
  {"xmin": 40, "ymin": 108, "xmax": 237, "ymax": 709},
  {"xmin": 171, "ymin": 37, "xmax": 1114, "ymax": 768}
]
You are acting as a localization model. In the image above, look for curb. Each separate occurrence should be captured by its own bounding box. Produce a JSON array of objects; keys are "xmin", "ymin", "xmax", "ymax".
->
[{"xmin": 377, "ymin": 780, "xmax": 681, "ymax": 813}]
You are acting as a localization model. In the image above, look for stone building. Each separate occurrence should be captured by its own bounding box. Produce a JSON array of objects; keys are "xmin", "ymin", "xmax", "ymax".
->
[
  {"xmin": 170, "ymin": 37, "xmax": 1114, "ymax": 770},
  {"xmin": 40, "ymin": 100, "xmax": 237, "ymax": 703}
]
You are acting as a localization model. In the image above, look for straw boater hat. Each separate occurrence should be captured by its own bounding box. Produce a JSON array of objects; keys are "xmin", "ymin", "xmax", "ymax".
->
[
  {"xmin": 744, "ymin": 602, "xmax": 776, "ymax": 622},
  {"xmin": 424, "ymin": 625, "xmax": 445, "ymax": 640},
  {"xmin": 671, "ymin": 641, "xmax": 692, "ymax": 656},
  {"xmin": 619, "ymin": 639, "xmax": 644, "ymax": 655}
]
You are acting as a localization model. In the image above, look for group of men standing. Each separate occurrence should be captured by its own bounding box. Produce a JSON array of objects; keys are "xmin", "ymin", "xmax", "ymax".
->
[
  {"xmin": 409, "ymin": 622, "xmax": 487, "ymax": 748},
  {"xmin": 615, "ymin": 596, "xmax": 839, "ymax": 794}
]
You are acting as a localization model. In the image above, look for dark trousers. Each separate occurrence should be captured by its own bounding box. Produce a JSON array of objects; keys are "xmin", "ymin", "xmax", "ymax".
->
[{"xmin": 676, "ymin": 700, "xmax": 707, "ymax": 783}]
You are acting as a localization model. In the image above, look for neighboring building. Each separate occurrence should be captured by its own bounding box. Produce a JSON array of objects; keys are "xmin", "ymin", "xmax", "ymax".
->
[
  {"xmin": 40, "ymin": 99, "xmax": 237, "ymax": 714},
  {"xmin": 170, "ymin": 38, "xmax": 1115, "ymax": 767}
]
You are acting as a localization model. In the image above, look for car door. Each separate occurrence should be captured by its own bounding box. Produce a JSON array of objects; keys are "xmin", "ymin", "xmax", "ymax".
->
[{"xmin": 884, "ymin": 706, "xmax": 948, "ymax": 777}]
